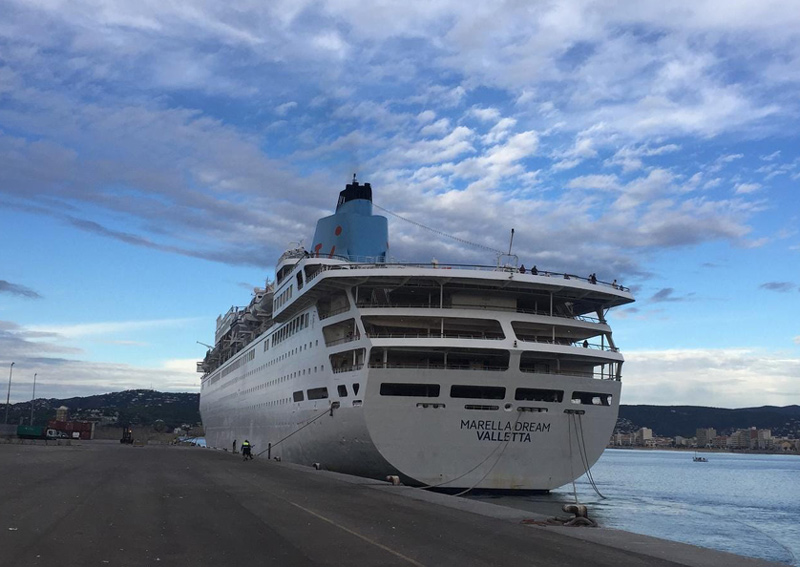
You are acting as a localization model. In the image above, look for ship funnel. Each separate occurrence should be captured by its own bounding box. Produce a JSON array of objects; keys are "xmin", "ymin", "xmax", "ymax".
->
[{"xmin": 311, "ymin": 177, "xmax": 388, "ymax": 261}]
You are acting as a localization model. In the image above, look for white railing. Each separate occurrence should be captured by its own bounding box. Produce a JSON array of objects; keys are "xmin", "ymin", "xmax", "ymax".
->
[
  {"xmin": 365, "ymin": 333, "xmax": 505, "ymax": 341},
  {"xmin": 303, "ymin": 259, "xmax": 631, "ymax": 292},
  {"xmin": 367, "ymin": 364, "xmax": 619, "ymax": 381},
  {"xmin": 516, "ymin": 338, "xmax": 619, "ymax": 352},
  {"xmin": 356, "ymin": 302, "xmax": 602, "ymax": 324}
]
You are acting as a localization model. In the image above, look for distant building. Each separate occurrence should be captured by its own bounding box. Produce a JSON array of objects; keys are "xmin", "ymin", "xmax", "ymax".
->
[
  {"xmin": 610, "ymin": 432, "xmax": 635, "ymax": 446},
  {"xmin": 635, "ymin": 427, "xmax": 653, "ymax": 446},
  {"xmin": 756, "ymin": 429, "xmax": 772, "ymax": 450},
  {"xmin": 712, "ymin": 435, "xmax": 728, "ymax": 449},
  {"xmin": 55, "ymin": 406, "xmax": 69, "ymax": 422},
  {"xmin": 696, "ymin": 428, "xmax": 716, "ymax": 447},
  {"xmin": 727, "ymin": 429, "xmax": 750, "ymax": 449},
  {"xmin": 674, "ymin": 436, "xmax": 690, "ymax": 447}
]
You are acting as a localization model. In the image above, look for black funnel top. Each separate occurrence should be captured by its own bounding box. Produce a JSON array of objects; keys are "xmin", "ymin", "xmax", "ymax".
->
[{"xmin": 337, "ymin": 175, "xmax": 372, "ymax": 210}]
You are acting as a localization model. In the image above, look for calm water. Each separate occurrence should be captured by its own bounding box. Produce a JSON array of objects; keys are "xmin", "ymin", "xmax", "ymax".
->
[{"xmin": 471, "ymin": 449, "xmax": 800, "ymax": 565}]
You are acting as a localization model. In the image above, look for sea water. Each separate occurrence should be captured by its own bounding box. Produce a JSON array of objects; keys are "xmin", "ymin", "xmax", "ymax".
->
[{"xmin": 471, "ymin": 449, "xmax": 800, "ymax": 565}]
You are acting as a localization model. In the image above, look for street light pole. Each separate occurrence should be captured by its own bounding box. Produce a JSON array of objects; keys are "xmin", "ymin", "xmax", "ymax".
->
[
  {"xmin": 4, "ymin": 362, "xmax": 14, "ymax": 424},
  {"xmin": 30, "ymin": 373, "xmax": 37, "ymax": 426}
]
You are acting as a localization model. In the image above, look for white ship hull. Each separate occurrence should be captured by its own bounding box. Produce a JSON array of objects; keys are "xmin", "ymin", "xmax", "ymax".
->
[
  {"xmin": 199, "ymin": 180, "xmax": 633, "ymax": 491},
  {"xmin": 200, "ymin": 270, "xmax": 628, "ymax": 490}
]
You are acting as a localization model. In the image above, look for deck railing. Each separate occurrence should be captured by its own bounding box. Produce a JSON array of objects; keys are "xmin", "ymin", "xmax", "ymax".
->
[
  {"xmin": 303, "ymin": 259, "xmax": 630, "ymax": 292},
  {"xmin": 367, "ymin": 364, "xmax": 618, "ymax": 380},
  {"xmin": 365, "ymin": 332, "xmax": 505, "ymax": 341},
  {"xmin": 356, "ymin": 302, "xmax": 602, "ymax": 324}
]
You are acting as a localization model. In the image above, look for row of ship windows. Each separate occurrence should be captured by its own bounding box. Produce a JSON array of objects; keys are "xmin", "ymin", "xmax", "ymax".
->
[
  {"xmin": 266, "ymin": 341, "xmax": 319, "ymax": 367},
  {"xmin": 271, "ymin": 313, "xmax": 311, "ymax": 347},
  {"xmin": 274, "ymin": 284, "xmax": 293, "ymax": 310},
  {"xmin": 292, "ymin": 383, "xmax": 361, "ymax": 402},
  {"xmin": 206, "ymin": 339, "xmax": 321, "ymax": 394},
  {"xmin": 241, "ymin": 366, "xmax": 327, "ymax": 396},
  {"xmin": 246, "ymin": 398, "xmax": 292, "ymax": 410},
  {"xmin": 378, "ymin": 383, "xmax": 612, "ymax": 406}
]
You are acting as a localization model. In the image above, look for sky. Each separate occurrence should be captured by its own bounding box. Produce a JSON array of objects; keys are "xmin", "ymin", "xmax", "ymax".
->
[{"xmin": 1, "ymin": 0, "xmax": 798, "ymax": 409}]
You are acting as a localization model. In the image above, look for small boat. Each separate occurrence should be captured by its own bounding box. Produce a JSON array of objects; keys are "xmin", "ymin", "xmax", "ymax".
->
[{"xmin": 693, "ymin": 452, "xmax": 708, "ymax": 462}]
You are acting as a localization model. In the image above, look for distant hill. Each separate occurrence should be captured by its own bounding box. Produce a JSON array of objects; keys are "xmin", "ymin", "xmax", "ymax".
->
[
  {"xmin": 617, "ymin": 405, "xmax": 800, "ymax": 438},
  {"xmin": 5, "ymin": 390, "xmax": 200, "ymax": 429}
]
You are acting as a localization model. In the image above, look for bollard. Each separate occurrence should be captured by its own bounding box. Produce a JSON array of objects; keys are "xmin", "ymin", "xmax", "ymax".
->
[{"xmin": 268, "ymin": 442, "xmax": 271, "ymax": 460}]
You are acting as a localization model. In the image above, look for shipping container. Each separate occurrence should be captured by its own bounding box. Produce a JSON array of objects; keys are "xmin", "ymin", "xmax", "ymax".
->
[
  {"xmin": 46, "ymin": 420, "xmax": 95, "ymax": 440},
  {"xmin": 17, "ymin": 425, "xmax": 46, "ymax": 439}
]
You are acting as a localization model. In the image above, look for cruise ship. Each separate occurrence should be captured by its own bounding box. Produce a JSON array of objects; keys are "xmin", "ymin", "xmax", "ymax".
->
[{"xmin": 198, "ymin": 178, "xmax": 634, "ymax": 490}]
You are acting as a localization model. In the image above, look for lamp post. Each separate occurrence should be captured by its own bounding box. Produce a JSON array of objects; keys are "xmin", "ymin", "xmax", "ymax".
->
[
  {"xmin": 4, "ymin": 362, "xmax": 14, "ymax": 424},
  {"xmin": 30, "ymin": 373, "xmax": 37, "ymax": 426}
]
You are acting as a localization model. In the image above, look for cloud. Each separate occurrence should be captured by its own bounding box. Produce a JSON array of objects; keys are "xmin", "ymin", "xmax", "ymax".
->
[
  {"xmin": 275, "ymin": 101, "xmax": 298, "ymax": 116},
  {"xmin": 649, "ymin": 288, "xmax": 694, "ymax": 303},
  {"xmin": 623, "ymin": 348, "xmax": 800, "ymax": 407},
  {"xmin": 0, "ymin": 319, "xmax": 198, "ymax": 401},
  {"xmin": 567, "ymin": 174, "xmax": 620, "ymax": 191},
  {"xmin": 28, "ymin": 317, "xmax": 202, "ymax": 340},
  {"xmin": 759, "ymin": 282, "xmax": 797, "ymax": 293},
  {"xmin": 734, "ymin": 182, "xmax": 762, "ymax": 194},
  {"xmin": 0, "ymin": 0, "xmax": 790, "ymax": 283},
  {"xmin": 0, "ymin": 280, "xmax": 42, "ymax": 299}
]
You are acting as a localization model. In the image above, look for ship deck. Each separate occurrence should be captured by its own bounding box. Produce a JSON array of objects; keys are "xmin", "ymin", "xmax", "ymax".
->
[{"xmin": 0, "ymin": 441, "xmax": 778, "ymax": 567}]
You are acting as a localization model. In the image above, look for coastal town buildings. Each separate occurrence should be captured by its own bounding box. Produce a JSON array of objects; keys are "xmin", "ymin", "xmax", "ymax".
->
[
  {"xmin": 609, "ymin": 425, "xmax": 797, "ymax": 454},
  {"xmin": 696, "ymin": 428, "xmax": 716, "ymax": 447}
]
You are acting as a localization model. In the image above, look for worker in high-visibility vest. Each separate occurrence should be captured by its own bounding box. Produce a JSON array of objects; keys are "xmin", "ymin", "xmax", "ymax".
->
[{"xmin": 241, "ymin": 439, "xmax": 253, "ymax": 460}]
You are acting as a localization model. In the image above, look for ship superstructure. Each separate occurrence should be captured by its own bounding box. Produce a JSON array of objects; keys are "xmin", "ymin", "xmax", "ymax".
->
[{"xmin": 198, "ymin": 178, "xmax": 634, "ymax": 490}]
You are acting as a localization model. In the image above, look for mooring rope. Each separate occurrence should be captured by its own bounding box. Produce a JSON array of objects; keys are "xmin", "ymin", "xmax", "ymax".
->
[{"xmin": 254, "ymin": 406, "xmax": 332, "ymax": 458}]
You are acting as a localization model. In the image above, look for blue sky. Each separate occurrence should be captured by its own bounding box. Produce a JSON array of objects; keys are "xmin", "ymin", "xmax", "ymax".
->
[{"xmin": 1, "ymin": 0, "xmax": 798, "ymax": 408}]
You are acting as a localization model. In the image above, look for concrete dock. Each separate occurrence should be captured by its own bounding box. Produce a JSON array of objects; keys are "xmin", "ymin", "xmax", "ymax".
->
[{"xmin": 0, "ymin": 442, "xmax": 780, "ymax": 567}]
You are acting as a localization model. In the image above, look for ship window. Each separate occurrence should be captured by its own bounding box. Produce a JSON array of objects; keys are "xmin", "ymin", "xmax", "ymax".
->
[
  {"xmin": 307, "ymin": 387, "xmax": 329, "ymax": 400},
  {"xmin": 293, "ymin": 391, "xmax": 304, "ymax": 402},
  {"xmin": 450, "ymin": 385, "xmax": 506, "ymax": 400},
  {"xmin": 515, "ymin": 388, "xmax": 563, "ymax": 403},
  {"xmin": 352, "ymin": 383, "xmax": 359, "ymax": 395},
  {"xmin": 571, "ymin": 391, "xmax": 612, "ymax": 406},
  {"xmin": 380, "ymin": 383, "xmax": 440, "ymax": 397},
  {"xmin": 337, "ymin": 385, "xmax": 348, "ymax": 397},
  {"xmin": 465, "ymin": 404, "xmax": 499, "ymax": 411}
]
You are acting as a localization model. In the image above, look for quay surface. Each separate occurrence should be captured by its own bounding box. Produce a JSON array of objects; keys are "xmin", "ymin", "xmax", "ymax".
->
[{"xmin": 0, "ymin": 441, "xmax": 780, "ymax": 567}]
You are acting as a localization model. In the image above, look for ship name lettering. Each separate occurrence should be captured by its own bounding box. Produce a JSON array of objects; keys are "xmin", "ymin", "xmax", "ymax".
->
[{"xmin": 460, "ymin": 420, "xmax": 550, "ymax": 441}]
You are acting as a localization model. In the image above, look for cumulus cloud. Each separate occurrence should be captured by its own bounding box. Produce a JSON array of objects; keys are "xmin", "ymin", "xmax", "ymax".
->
[
  {"xmin": 0, "ymin": 318, "xmax": 198, "ymax": 401},
  {"xmin": 623, "ymin": 348, "xmax": 800, "ymax": 407},
  {"xmin": 734, "ymin": 182, "xmax": 762, "ymax": 194},
  {"xmin": 0, "ymin": 0, "xmax": 790, "ymax": 282},
  {"xmin": 275, "ymin": 101, "xmax": 298, "ymax": 116}
]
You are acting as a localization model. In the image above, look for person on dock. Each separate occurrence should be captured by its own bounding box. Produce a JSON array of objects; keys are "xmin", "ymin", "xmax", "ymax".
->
[
  {"xmin": 241, "ymin": 440, "xmax": 253, "ymax": 461},
  {"xmin": 232, "ymin": 439, "xmax": 237, "ymax": 453}
]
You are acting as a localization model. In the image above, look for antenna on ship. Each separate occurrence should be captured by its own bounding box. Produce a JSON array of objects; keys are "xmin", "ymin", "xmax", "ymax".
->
[
  {"xmin": 507, "ymin": 228, "xmax": 515, "ymax": 256},
  {"xmin": 196, "ymin": 341, "xmax": 213, "ymax": 350}
]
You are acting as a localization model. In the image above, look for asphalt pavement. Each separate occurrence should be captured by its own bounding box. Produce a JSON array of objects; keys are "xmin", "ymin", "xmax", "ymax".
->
[{"xmin": 0, "ymin": 441, "xmax": 780, "ymax": 567}]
